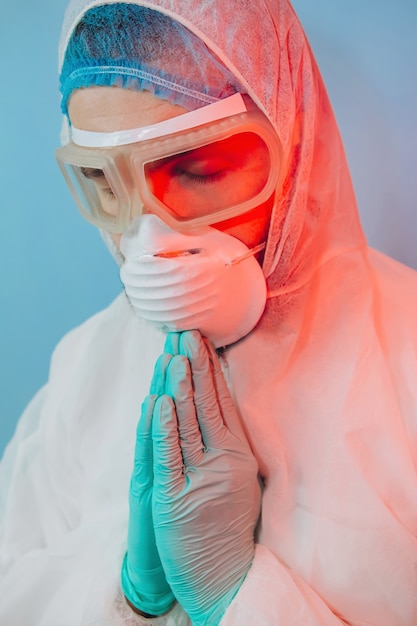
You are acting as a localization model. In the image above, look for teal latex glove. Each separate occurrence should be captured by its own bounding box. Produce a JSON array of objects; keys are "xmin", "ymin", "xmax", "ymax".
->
[
  {"xmin": 151, "ymin": 330, "xmax": 261, "ymax": 626},
  {"xmin": 121, "ymin": 354, "xmax": 175, "ymax": 616}
]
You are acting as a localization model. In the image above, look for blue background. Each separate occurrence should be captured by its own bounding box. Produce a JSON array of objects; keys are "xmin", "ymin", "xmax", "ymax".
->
[{"xmin": 1, "ymin": 0, "xmax": 416, "ymax": 457}]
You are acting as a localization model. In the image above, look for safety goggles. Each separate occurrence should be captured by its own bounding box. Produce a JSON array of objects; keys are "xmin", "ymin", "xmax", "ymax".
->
[{"xmin": 56, "ymin": 93, "xmax": 281, "ymax": 233}]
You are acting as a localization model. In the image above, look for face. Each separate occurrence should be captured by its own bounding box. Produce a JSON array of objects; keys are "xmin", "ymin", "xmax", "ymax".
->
[{"xmin": 68, "ymin": 87, "xmax": 274, "ymax": 257}]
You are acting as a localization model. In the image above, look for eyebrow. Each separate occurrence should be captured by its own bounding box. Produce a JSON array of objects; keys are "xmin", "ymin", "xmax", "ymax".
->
[{"xmin": 80, "ymin": 167, "xmax": 105, "ymax": 179}]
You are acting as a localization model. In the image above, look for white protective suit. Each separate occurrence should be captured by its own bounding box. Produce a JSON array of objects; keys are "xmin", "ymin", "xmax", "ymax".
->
[{"xmin": 1, "ymin": 0, "xmax": 417, "ymax": 625}]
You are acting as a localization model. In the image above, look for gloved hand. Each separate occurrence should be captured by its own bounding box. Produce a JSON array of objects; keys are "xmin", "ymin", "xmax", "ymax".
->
[
  {"xmin": 121, "ymin": 354, "xmax": 175, "ymax": 617},
  {"xmin": 150, "ymin": 330, "xmax": 261, "ymax": 626}
]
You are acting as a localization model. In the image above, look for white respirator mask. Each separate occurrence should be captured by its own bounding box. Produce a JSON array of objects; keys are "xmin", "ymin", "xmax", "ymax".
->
[{"xmin": 119, "ymin": 214, "xmax": 267, "ymax": 348}]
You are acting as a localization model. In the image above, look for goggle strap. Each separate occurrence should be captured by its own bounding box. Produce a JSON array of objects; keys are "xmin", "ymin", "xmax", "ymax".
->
[{"xmin": 70, "ymin": 93, "xmax": 247, "ymax": 148}]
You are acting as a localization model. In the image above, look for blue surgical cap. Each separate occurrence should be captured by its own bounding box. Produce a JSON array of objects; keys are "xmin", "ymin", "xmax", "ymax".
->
[{"xmin": 59, "ymin": 3, "xmax": 244, "ymax": 116}]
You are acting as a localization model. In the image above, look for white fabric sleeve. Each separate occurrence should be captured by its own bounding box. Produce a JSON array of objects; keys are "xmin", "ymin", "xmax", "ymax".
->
[
  {"xmin": 0, "ymin": 385, "xmax": 48, "ymax": 570},
  {"xmin": 221, "ymin": 544, "xmax": 344, "ymax": 626}
]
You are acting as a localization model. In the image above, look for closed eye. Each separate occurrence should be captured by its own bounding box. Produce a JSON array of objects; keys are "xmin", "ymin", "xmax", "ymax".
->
[
  {"xmin": 173, "ymin": 167, "xmax": 227, "ymax": 185},
  {"xmin": 80, "ymin": 167, "xmax": 105, "ymax": 180}
]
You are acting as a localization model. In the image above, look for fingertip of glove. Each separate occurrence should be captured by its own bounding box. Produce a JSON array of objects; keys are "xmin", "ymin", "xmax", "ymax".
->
[
  {"xmin": 179, "ymin": 330, "xmax": 209, "ymax": 361},
  {"xmin": 166, "ymin": 353, "xmax": 190, "ymax": 378},
  {"xmin": 152, "ymin": 394, "xmax": 176, "ymax": 432},
  {"xmin": 164, "ymin": 331, "xmax": 180, "ymax": 355}
]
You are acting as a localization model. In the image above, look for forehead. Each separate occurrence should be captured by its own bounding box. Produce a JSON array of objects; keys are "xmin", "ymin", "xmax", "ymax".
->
[{"xmin": 68, "ymin": 86, "xmax": 190, "ymax": 133}]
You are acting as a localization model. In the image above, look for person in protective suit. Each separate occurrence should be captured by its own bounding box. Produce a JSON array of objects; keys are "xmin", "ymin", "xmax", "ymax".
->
[{"xmin": 1, "ymin": 1, "xmax": 417, "ymax": 625}]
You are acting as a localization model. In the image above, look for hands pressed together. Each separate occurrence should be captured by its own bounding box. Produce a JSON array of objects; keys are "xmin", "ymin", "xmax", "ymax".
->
[{"xmin": 121, "ymin": 331, "xmax": 261, "ymax": 626}]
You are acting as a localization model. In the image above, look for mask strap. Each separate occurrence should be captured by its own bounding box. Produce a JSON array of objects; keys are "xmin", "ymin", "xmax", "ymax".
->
[{"xmin": 228, "ymin": 241, "xmax": 266, "ymax": 266}]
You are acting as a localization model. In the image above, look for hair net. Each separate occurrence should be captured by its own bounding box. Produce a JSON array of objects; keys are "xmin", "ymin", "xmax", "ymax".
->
[{"xmin": 59, "ymin": 3, "xmax": 244, "ymax": 115}]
